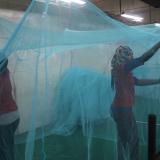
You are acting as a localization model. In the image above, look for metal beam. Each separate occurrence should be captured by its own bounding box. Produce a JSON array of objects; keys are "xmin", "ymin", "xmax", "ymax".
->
[
  {"xmin": 141, "ymin": 0, "xmax": 160, "ymax": 8},
  {"xmin": 0, "ymin": 0, "xmax": 31, "ymax": 11}
]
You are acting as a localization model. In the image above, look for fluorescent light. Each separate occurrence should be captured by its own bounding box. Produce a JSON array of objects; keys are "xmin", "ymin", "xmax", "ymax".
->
[
  {"xmin": 61, "ymin": 0, "xmax": 86, "ymax": 4},
  {"xmin": 121, "ymin": 13, "xmax": 143, "ymax": 22},
  {"xmin": 72, "ymin": 0, "xmax": 86, "ymax": 5},
  {"xmin": 155, "ymin": 23, "xmax": 160, "ymax": 27},
  {"xmin": 57, "ymin": 0, "xmax": 72, "ymax": 4},
  {"xmin": 36, "ymin": 0, "xmax": 86, "ymax": 5}
]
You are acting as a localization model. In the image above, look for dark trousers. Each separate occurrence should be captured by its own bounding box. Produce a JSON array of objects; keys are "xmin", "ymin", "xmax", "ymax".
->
[
  {"xmin": 0, "ymin": 119, "xmax": 19, "ymax": 160},
  {"xmin": 111, "ymin": 106, "xmax": 139, "ymax": 160}
]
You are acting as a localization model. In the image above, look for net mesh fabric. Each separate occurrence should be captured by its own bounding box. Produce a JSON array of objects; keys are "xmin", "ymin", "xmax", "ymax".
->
[{"xmin": 0, "ymin": 0, "xmax": 160, "ymax": 159}]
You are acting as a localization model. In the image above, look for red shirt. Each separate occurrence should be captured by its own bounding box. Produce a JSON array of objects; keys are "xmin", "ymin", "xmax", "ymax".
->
[
  {"xmin": 112, "ymin": 64, "xmax": 136, "ymax": 107},
  {"xmin": 112, "ymin": 58, "xmax": 144, "ymax": 107},
  {"xmin": 0, "ymin": 69, "xmax": 17, "ymax": 114}
]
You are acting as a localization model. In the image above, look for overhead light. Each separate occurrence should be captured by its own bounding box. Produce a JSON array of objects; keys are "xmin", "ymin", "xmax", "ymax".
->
[
  {"xmin": 155, "ymin": 23, "xmax": 160, "ymax": 27},
  {"xmin": 121, "ymin": 13, "xmax": 143, "ymax": 22},
  {"xmin": 36, "ymin": 0, "xmax": 86, "ymax": 5},
  {"xmin": 60, "ymin": 0, "xmax": 86, "ymax": 5}
]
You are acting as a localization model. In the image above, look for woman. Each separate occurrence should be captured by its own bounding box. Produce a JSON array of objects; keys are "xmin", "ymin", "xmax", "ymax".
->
[
  {"xmin": 0, "ymin": 58, "xmax": 19, "ymax": 160},
  {"xmin": 110, "ymin": 42, "xmax": 160, "ymax": 160}
]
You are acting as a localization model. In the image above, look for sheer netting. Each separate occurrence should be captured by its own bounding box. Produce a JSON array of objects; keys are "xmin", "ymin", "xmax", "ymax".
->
[
  {"xmin": 0, "ymin": 0, "xmax": 160, "ymax": 160},
  {"xmin": 0, "ymin": 17, "xmax": 17, "ymax": 49}
]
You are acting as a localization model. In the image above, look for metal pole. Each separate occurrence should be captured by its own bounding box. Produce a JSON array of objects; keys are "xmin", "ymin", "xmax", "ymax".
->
[
  {"xmin": 148, "ymin": 114, "xmax": 156, "ymax": 160},
  {"xmin": 119, "ymin": 0, "xmax": 122, "ymax": 14},
  {"xmin": 149, "ymin": 5, "xmax": 152, "ymax": 23}
]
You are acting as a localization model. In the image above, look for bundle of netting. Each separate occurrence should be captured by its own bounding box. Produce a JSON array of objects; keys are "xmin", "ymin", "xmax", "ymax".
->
[{"xmin": 0, "ymin": 0, "xmax": 160, "ymax": 160}]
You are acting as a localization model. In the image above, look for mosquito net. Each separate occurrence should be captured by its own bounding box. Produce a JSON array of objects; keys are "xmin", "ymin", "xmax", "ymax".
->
[
  {"xmin": 0, "ymin": 0, "xmax": 160, "ymax": 160},
  {"xmin": 0, "ymin": 17, "xmax": 17, "ymax": 49}
]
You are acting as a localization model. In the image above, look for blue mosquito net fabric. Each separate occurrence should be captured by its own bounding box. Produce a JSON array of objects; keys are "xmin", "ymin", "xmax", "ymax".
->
[
  {"xmin": 0, "ymin": 17, "xmax": 17, "ymax": 49},
  {"xmin": 0, "ymin": 0, "xmax": 160, "ymax": 160}
]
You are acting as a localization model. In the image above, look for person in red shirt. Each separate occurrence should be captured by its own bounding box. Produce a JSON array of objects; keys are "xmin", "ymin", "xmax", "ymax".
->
[
  {"xmin": 0, "ymin": 58, "xmax": 19, "ymax": 160},
  {"xmin": 110, "ymin": 42, "xmax": 160, "ymax": 160}
]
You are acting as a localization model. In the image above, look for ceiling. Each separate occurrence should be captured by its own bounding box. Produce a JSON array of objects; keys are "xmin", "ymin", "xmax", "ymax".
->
[
  {"xmin": 0, "ymin": 0, "xmax": 31, "ymax": 11},
  {"xmin": 141, "ymin": 0, "xmax": 160, "ymax": 8},
  {"xmin": 0, "ymin": 0, "xmax": 159, "ymax": 25},
  {"xmin": 0, "ymin": 0, "xmax": 159, "ymax": 11}
]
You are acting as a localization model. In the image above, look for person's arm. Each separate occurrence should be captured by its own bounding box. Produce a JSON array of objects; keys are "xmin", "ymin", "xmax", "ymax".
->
[
  {"xmin": 9, "ymin": 72, "xmax": 17, "ymax": 101},
  {"xmin": 139, "ymin": 41, "xmax": 160, "ymax": 63},
  {"xmin": 135, "ymin": 78, "xmax": 160, "ymax": 86},
  {"xmin": 124, "ymin": 58, "xmax": 144, "ymax": 73},
  {"xmin": 124, "ymin": 41, "xmax": 160, "ymax": 73}
]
